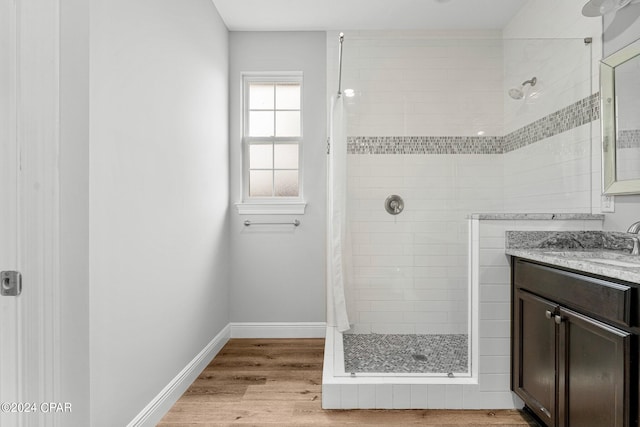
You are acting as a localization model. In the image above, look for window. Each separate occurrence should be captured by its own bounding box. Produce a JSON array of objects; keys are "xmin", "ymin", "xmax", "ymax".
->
[{"xmin": 242, "ymin": 75, "xmax": 303, "ymax": 209}]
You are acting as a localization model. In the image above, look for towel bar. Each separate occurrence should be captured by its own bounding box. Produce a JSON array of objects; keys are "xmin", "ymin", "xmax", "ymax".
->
[{"xmin": 243, "ymin": 219, "xmax": 300, "ymax": 227}]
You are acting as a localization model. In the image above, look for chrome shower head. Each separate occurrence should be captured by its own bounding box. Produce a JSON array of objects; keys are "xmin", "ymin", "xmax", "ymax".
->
[
  {"xmin": 508, "ymin": 87, "xmax": 524, "ymax": 100},
  {"xmin": 509, "ymin": 77, "xmax": 537, "ymax": 100}
]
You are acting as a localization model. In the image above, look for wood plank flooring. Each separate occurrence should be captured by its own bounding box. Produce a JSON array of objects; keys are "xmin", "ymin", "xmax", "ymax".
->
[{"xmin": 158, "ymin": 339, "xmax": 538, "ymax": 426}]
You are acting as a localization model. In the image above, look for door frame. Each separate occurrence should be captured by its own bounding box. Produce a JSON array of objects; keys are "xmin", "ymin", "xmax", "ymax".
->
[
  {"xmin": 0, "ymin": 0, "xmax": 21, "ymax": 413},
  {"xmin": 2, "ymin": 1, "xmax": 62, "ymax": 425}
]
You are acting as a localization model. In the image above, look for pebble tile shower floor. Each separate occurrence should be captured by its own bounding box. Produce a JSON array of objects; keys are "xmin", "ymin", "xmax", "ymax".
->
[{"xmin": 343, "ymin": 334, "xmax": 469, "ymax": 374}]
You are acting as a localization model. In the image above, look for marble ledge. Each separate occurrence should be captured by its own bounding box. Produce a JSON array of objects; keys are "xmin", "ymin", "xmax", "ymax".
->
[
  {"xmin": 469, "ymin": 213, "xmax": 605, "ymax": 221},
  {"xmin": 506, "ymin": 230, "xmax": 639, "ymax": 283},
  {"xmin": 506, "ymin": 230, "xmax": 632, "ymax": 251}
]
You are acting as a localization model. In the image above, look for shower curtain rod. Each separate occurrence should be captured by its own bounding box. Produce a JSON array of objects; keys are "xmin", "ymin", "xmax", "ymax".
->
[{"xmin": 337, "ymin": 32, "xmax": 344, "ymax": 96}]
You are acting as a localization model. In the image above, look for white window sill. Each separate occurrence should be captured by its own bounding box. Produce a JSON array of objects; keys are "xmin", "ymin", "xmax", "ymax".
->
[{"xmin": 235, "ymin": 202, "xmax": 307, "ymax": 215}]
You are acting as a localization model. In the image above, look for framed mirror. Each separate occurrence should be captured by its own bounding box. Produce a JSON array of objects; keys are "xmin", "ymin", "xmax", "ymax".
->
[{"xmin": 601, "ymin": 38, "xmax": 640, "ymax": 194}]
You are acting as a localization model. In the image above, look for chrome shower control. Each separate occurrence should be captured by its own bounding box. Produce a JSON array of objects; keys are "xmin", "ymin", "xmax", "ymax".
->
[{"xmin": 384, "ymin": 195, "xmax": 404, "ymax": 215}]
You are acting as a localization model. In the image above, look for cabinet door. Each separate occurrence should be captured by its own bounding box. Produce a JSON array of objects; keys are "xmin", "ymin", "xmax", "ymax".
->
[
  {"xmin": 513, "ymin": 289, "xmax": 558, "ymax": 426},
  {"xmin": 558, "ymin": 307, "xmax": 630, "ymax": 427}
]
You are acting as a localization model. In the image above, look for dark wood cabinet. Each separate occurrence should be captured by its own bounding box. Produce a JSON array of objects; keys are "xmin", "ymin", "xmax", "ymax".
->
[
  {"xmin": 513, "ymin": 289, "xmax": 557, "ymax": 424},
  {"xmin": 558, "ymin": 307, "xmax": 630, "ymax": 427},
  {"xmin": 511, "ymin": 258, "xmax": 637, "ymax": 427}
]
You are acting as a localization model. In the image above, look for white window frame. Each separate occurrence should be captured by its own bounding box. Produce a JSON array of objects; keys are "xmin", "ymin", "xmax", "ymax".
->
[{"xmin": 236, "ymin": 72, "xmax": 306, "ymax": 215}]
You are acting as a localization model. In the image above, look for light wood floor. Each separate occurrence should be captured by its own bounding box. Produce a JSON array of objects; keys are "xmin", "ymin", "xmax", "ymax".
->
[{"xmin": 158, "ymin": 339, "xmax": 538, "ymax": 426}]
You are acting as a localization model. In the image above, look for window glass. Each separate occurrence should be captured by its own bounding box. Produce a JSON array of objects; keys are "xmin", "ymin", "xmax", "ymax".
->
[
  {"xmin": 276, "ymin": 83, "xmax": 300, "ymax": 110},
  {"xmin": 274, "ymin": 170, "xmax": 299, "ymax": 197},
  {"xmin": 249, "ymin": 83, "xmax": 274, "ymax": 109},
  {"xmin": 249, "ymin": 144, "xmax": 273, "ymax": 169},
  {"xmin": 249, "ymin": 170, "xmax": 273, "ymax": 197},
  {"xmin": 249, "ymin": 111, "xmax": 274, "ymax": 137},
  {"xmin": 274, "ymin": 144, "xmax": 298, "ymax": 169},
  {"xmin": 244, "ymin": 76, "xmax": 302, "ymax": 200},
  {"xmin": 275, "ymin": 111, "xmax": 301, "ymax": 137}
]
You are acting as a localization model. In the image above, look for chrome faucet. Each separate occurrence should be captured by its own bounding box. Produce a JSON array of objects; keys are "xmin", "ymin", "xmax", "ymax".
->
[{"xmin": 628, "ymin": 221, "xmax": 640, "ymax": 255}]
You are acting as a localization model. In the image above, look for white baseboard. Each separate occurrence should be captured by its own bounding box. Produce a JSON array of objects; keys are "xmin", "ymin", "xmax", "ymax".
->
[
  {"xmin": 230, "ymin": 322, "xmax": 326, "ymax": 338},
  {"xmin": 127, "ymin": 324, "xmax": 231, "ymax": 427}
]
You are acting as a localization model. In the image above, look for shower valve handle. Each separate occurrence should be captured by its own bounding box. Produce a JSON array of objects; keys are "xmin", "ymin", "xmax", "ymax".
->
[{"xmin": 384, "ymin": 195, "xmax": 404, "ymax": 215}]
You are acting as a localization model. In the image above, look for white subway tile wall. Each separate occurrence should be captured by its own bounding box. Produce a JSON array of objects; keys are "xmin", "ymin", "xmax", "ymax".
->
[
  {"xmin": 503, "ymin": 123, "xmax": 593, "ymax": 212},
  {"xmin": 332, "ymin": 31, "xmax": 594, "ymax": 335},
  {"xmin": 337, "ymin": 33, "xmax": 504, "ymax": 137},
  {"xmin": 347, "ymin": 153, "xmax": 503, "ymax": 334},
  {"xmin": 503, "ymin": 38, "xmax": 592, "ymax": 134},
  {"xmin": 503, "ymin": 0, "xmax": 603, "ymax": 212},
  {"xmin": 502, "ymin": 37, "xmax": 594, "ymax": 213}
]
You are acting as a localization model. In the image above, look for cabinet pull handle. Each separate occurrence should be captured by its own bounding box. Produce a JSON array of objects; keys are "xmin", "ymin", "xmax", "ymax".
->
[
  {"xmin": 554, "ymin": 315, "xmax": 563, "ymax": 324},
  {"xmin": 545, "ymin": 310, "xmax": 553, "ymax": 319}
]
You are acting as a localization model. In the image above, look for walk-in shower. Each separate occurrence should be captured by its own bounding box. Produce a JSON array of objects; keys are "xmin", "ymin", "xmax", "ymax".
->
[
  {"xmin": 323, "ymin": 32, "xmax": 593, "ymax": 409},
  {"xmin": 327, "ymin": 32, "xmax": 477, "ymax": 382}
]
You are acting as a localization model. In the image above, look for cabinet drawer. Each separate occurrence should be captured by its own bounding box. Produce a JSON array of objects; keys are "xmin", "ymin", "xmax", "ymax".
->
[{"xmin": 514, "ymin": 258, "xmax": 635, "ymax": 327}]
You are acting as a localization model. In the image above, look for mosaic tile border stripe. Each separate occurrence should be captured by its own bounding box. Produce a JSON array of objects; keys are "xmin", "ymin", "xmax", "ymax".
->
[
  {"xmin": 347, "ymin": 136, "xmax": 503, "ymax": 155},
  {"xmin": 502, "ymin": 92, "xmax": 600, "ymax": 153},
  {"xmin": 617, "ymin": 129, "xmax": 640, "ymax": 149},
  {"xmin": 347, "ymin": 93, "xmax": 600, "ymax": 155}
]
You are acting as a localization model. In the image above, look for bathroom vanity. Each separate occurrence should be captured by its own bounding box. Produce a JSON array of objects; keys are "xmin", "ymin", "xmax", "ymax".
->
[{"xmin": 506, "ymin": 232, "xmax": 640, "ymax": 427}]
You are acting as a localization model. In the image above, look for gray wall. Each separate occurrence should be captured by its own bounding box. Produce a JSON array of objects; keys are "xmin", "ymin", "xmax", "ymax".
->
[
  {"xmin": 602, "ymin": 4, "xmax": 640, "ymax": 231},
  {"xmin": 229, "ymin": 32, "xmax": 327, "ymax": 323},
  {"xmin": 604, "ymin": 3, "xmax": 640, "ymax": 55},
  {"xmin": 89, "ymin": 1, "xmax": 230, "ymax": 425}
]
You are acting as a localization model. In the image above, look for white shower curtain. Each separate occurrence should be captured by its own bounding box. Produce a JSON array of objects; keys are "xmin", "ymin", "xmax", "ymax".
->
[{"xmin": 328, "ymin": 95, "xmax": 351, "ymax": 332}]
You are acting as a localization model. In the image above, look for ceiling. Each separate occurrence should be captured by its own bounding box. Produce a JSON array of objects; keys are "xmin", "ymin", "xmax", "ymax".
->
[{"xmin": 211, "ymin": 0, "xmax": 529, "ymax": 31}]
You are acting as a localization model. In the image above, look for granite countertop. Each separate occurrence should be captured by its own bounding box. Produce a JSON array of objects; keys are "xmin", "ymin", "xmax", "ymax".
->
[
  {"xmin": 505, "ymin": 231, "xmax": 640, "ymax": 283},
  {"xmin": 470, "ymin": 213, "xmax": 605, "ymax": 221}
]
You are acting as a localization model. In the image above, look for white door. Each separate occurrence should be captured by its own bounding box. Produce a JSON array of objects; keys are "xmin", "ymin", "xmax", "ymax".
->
[{"xmin": 0, "ymin": 0, "xmax": 21, "ymax": 422}]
